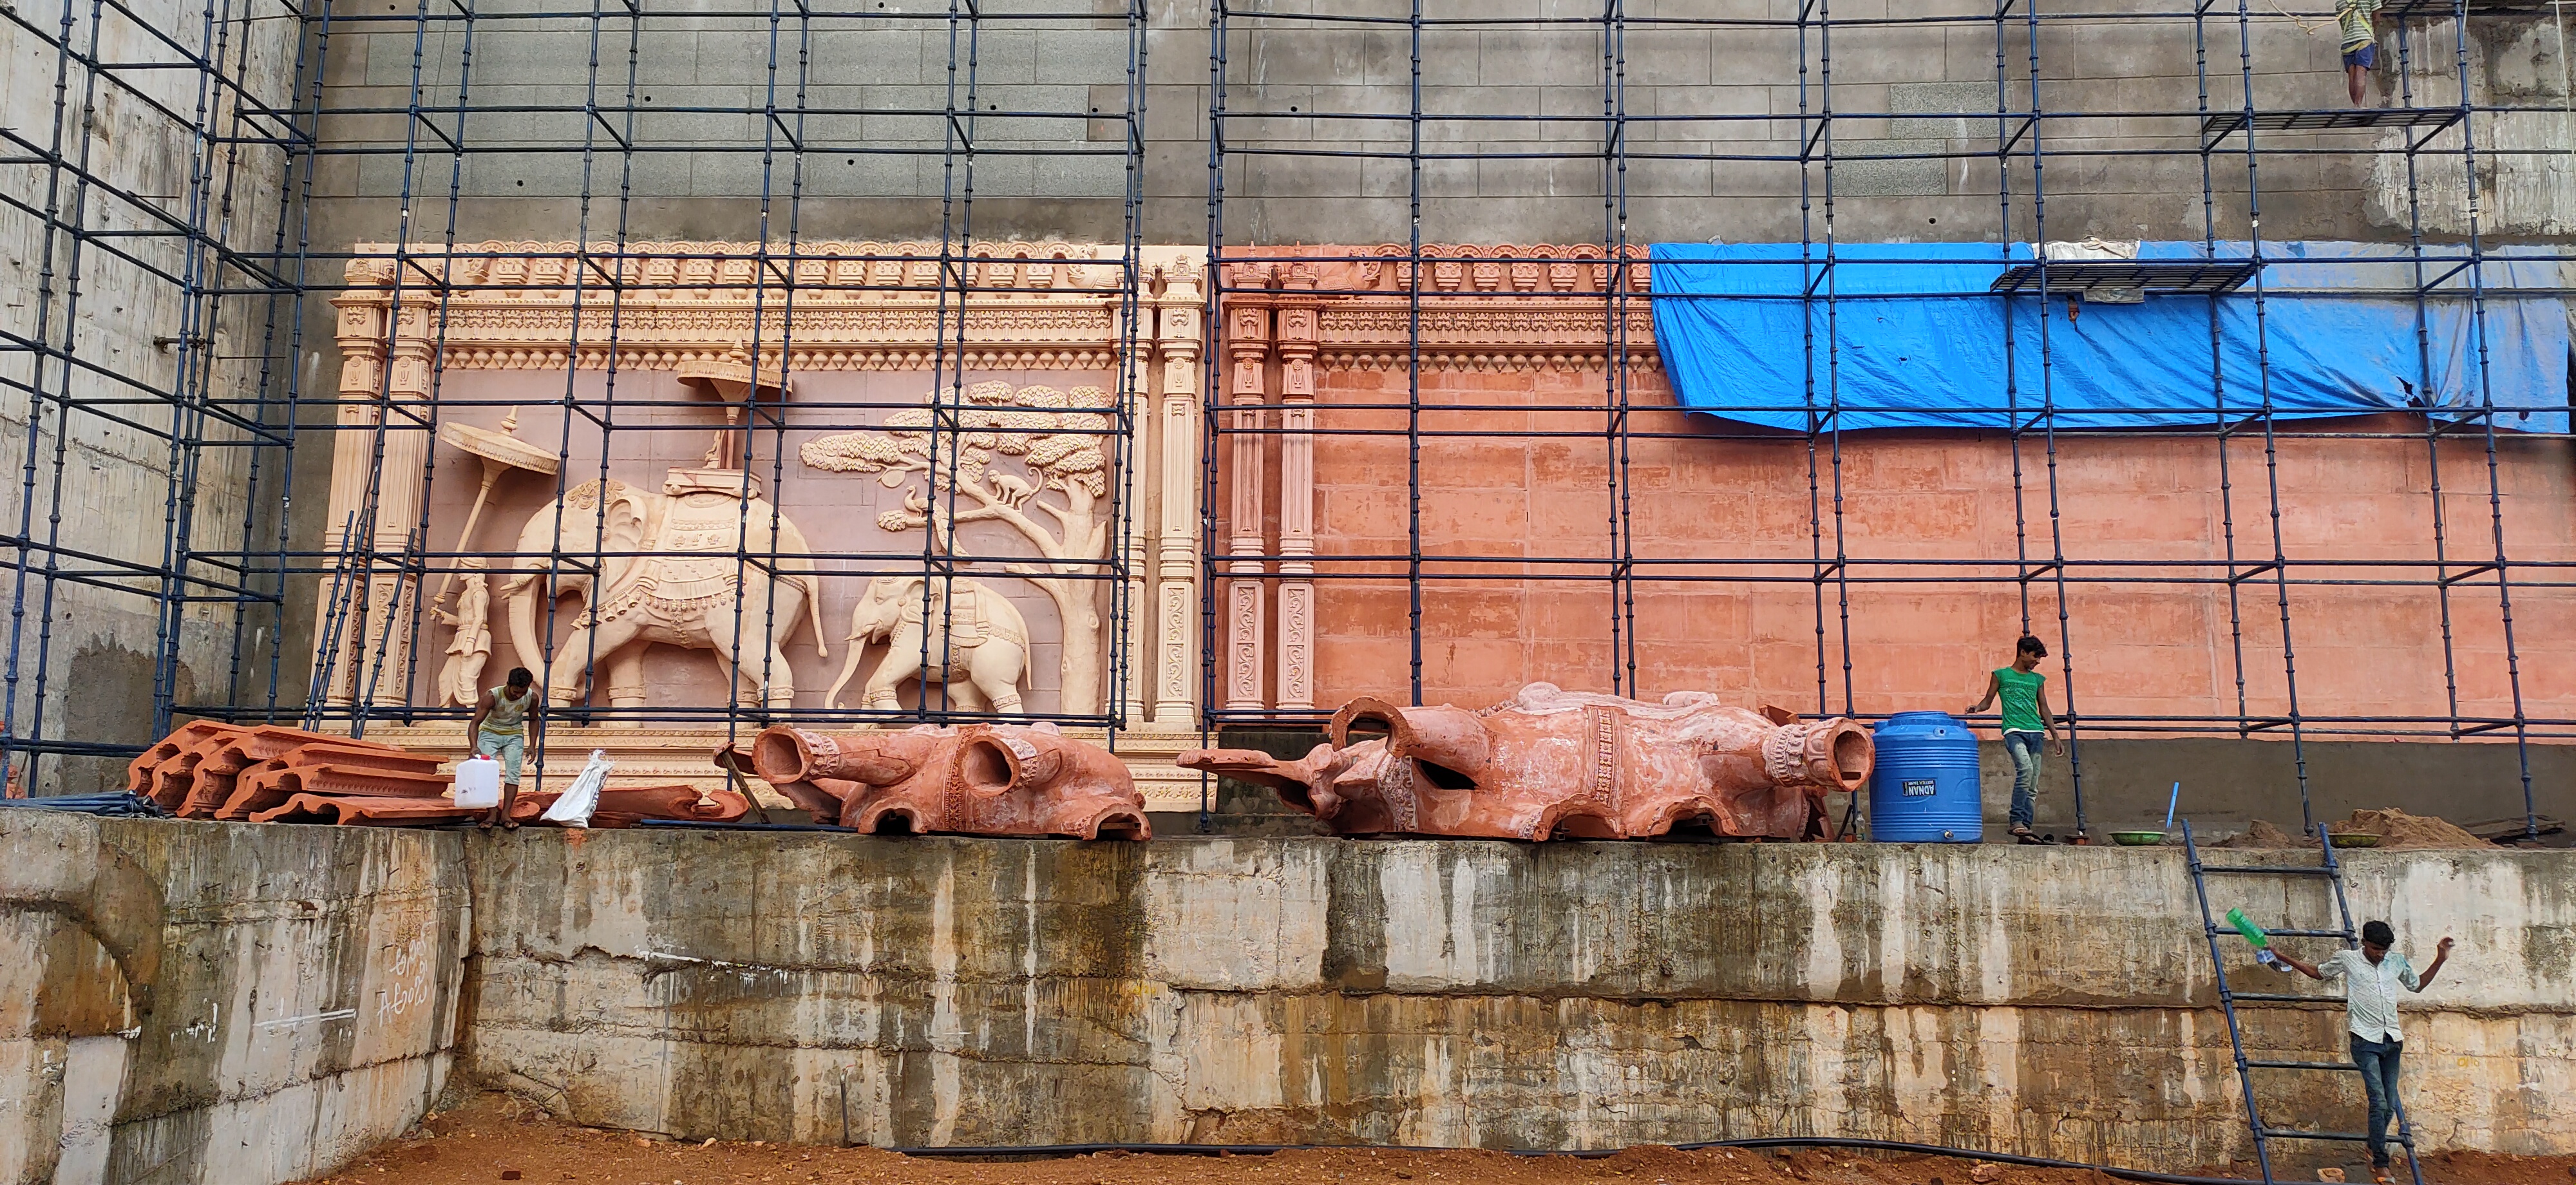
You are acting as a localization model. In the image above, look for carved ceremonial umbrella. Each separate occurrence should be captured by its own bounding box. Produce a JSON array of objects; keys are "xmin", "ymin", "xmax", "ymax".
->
[
  {"xmin": 431, "ymin": 410, "xmax": 562, "ymax": 609},
  {"xmin": 677, "ymin": 353, "xmax": 791, "ymax": 470}
]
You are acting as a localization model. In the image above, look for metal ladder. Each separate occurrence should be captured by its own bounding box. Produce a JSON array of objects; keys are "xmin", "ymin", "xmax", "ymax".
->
[{"xmin": 2183, "ymin": 821, "xmax": 2429, "ymax": 1185}]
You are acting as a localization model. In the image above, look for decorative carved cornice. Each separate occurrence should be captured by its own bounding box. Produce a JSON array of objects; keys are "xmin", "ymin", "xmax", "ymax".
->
[
  {"xmin": 1220, "ymin": 244, "xmax": 1660, "ymax": 373},
  {"xmin": 336, "ymin": 240, "xmax": 1149, "ymax": 371}
]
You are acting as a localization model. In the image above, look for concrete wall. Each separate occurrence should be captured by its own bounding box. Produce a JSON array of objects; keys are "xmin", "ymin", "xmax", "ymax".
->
[
  {"xmin": 301, "ymin": 6, "xmax": 1141, "ymax": 246},
  {"xmin": 462, "ymin": 829, "xmax": 2576, "ymax": 1166},
  {"xmin": 0, "ymin": 813, "xmax": 469, "ymax": 1185},
  {"xmin": 294, "ymin": 5, "xmax": 2576, "ymax": 248},
  {"xmin": 3, "ymin": 816, "xmax": 2568, "ymax": 1180},
  {"xmin": 0, "ymin": 0, "xmax": 306, "ymax": 793},
  {"xmin": 1973, "ymin": 735, "xmax": 2575, "ymax": 840}
]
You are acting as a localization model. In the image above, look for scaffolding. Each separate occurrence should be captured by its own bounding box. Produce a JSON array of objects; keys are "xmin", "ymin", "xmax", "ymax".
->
[
  {"xmin": 1, "ymin": 0, "xmax": 2566, "ymax": 839},
  {"xmin": 1202, "ymin": 1, "xmax": 2570, "ymax": 840},
  {"xmin": 3, "ymin": 0, "xmax": 1153, "ymax": 795}
]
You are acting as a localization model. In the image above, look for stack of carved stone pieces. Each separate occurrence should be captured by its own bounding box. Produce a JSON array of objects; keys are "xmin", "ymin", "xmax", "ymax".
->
[
  {"xmin": 1180, "ymin": 683, "xmax": 1876, "ymax": 841},
  {"xmin": 124, "ymin": 721, "xmax": 750, "ymax": 827},
  {"xmin": 748, "ymin": 721, "xmax": 1151, "ymax": 839}
]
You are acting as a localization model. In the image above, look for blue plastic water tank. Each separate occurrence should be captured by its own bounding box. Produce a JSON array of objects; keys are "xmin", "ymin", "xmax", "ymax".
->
[{"xmin": 1868, "ymin": 712, "xmax": 1983, "ymax": 842}]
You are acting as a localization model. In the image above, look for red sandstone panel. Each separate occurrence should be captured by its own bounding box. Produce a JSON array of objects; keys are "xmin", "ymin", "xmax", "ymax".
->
[{"xmin": 1221, "ymin": 247, "xmax": 2576, "ymax": 738}]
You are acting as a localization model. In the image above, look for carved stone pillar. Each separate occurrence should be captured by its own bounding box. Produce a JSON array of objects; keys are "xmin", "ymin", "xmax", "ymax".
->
[
  {"xmin": 1151, "ymin": 256, "xmax": 1206, "ymax": 725},
  {"xmin": 319, "ymin": 266, "xmax": 392, "ymax": 706},
  {"xmin": 356, "ymin": 305, "xmax": 437, "ymax": 708},
  {"xmin": 1223, "ymin": 264, "xmax": 1273, "ymax": 715},
  {"xmin": 1118, "ymin": 291, "xmax": 1153, "ymax": 727},
  {"xmin": 1274, "ymin": 262, "xmax": 1320, "ymax": 712}
]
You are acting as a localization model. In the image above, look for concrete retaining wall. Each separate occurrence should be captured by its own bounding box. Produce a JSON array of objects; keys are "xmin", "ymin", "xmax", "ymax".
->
[
  {"xmin": 0, "ymin": 813, "xmax": 469, "ymax": 1185},
  {"xmin": 5, "ymin": 815, "xmax": 2566, "ymax": 1183},
  {"xmin": 462, "ymin": 831, "xmax": 2576, "ymax": 1166}
]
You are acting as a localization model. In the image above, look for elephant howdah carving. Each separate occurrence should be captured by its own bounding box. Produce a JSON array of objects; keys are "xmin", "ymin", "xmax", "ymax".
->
[
  {"xmin": 751, "ymin": 722, "xmax": 1149, "ymax": 839},
  {"xmin": 500, "ymin": 469, "xmax": 828, "ymax": 710},
  {"xmin": 828, "ymin": 574, "xmax": 1030, "ymax": 713},
  {"xmin": 1180, "ymin": 682, "xmax": 1875, "ymax": 840}
]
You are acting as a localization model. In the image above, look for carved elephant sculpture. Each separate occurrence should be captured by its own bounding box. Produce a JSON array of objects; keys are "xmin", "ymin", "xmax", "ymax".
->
[
  {"xmin": 1180, "ymin": 682, "xmax": 1874, "ymax": 840},
  {"xmin": 828, "ymin": 574, "xmax": 1030, "ymax": 713},
  {"xmin": 751, "ymin": 722, "xmax": 1149, "ymax": 839},
  {"xmin": 499, "ymin": 475, "xmax": 828, "ymax": 710}
]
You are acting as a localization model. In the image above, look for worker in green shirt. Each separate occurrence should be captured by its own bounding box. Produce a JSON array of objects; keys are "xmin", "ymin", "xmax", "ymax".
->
[{"xmin": 1967, "ymin": 634, "xmax": 2063, "ymax": 843}]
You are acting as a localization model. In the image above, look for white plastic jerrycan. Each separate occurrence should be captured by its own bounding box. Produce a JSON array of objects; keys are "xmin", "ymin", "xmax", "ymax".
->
[{"xmin": 453, "ymin": 755, "xmax": 502, "ymax": 810}]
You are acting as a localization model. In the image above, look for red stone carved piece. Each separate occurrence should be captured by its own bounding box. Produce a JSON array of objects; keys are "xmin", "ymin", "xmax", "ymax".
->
[
  {"xmin": 168, "ymin": 726, "xmax": 412, "ymax": 817},
  {"xmin": 252, "ymin": 783, "xmax": 748, "ymax": 828},
  {"xmin": 126, "ymin": 721, "xmax": 234, "ymax": 802},
  {"xmin": 252, "ymin": 793, "xmax": 548, "ymax": 827},
  {"xmin": 751, "ymin": 723, "xmax": 1151, "ymax": 840},
  {"xmin": 218, "ymin": 761, "xmax": 455, "ymax": 820},
  {"xmin": 128, "ymin": 721, "xmax": 447, "ymax": 824},
  {"xmin": 564, "ymin": 785, "xmax": 753, "ymax": 829},
  {"xmin": 1179, "ymin": 683, "xmax": 1875, "ymax": 840},
  {"xmin": 715, "ymin": 744, "xmax": 841, "ymax": 819}
]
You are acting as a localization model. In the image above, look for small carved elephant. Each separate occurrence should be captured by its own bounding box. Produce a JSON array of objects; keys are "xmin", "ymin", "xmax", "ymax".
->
[{"xmin": 828, "ymin": 574, "xmax": 1030, "ymax": 713}]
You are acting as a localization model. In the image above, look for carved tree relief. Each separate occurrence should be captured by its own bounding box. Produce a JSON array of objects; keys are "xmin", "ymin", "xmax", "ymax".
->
[{"xmin": 800, "ymin": 381, "xmax": 1115, "ymax": 716}]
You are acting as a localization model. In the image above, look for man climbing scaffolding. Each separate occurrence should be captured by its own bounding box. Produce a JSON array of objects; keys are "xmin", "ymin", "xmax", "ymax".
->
[{"xmin": 2272, "ymin": 922, "xmax": 2456, "ymax": 1184}]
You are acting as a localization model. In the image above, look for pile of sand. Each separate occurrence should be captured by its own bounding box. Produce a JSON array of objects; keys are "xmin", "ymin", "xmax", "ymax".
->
[
  {"xmin": 2217, "ymin": 809, "xmax": 2491, "ymax": 850},
  {"xmin": 2219, "ymin": 819, "xmax": 2304, "ymax": 848},
  {"xmin": 2329, "ymin": 807, "xmax": 2493, "ymax": 849}
]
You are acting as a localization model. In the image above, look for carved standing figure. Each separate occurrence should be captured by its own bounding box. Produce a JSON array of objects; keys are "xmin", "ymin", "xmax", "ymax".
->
[
  {"xmin": 497, "ymin": 471, "xmax": 828, "ymax": 710},
  {"xmin": 800, "ymin": 382, "xmax": 1115, "ymax": 714},
  {"xmin": 829, "ymin": 574, "xmax": 1030, "ymax": 712},
  {"xmin": 430, "ymin": 564, "xmax": 494, "ymax": 707}
]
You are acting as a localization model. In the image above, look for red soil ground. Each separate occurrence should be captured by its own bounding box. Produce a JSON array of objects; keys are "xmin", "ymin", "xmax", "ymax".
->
[{"xmin": 301, "ymin": 1096, "xmax": 2574, "ymax": 1185}]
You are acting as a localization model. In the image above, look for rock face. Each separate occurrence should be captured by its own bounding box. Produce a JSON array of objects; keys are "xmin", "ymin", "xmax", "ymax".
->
[
  {"xmin": 1181, "ymin": 683, "xmax": 1873, "ymax": 840},
  {"xmin": 752, "ymin": 722, "xmax": 1152, "ymax": 840}
]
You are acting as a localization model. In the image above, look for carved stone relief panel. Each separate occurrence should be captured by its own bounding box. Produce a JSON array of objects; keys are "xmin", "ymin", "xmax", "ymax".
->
[{"xmin": 324, "ymin": 240, "xmax": 1209, "ymax": 730}]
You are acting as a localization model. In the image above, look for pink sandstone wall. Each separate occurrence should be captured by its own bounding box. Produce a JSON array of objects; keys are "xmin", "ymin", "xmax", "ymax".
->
[{"xmin": 1218, "ymin": 247, "xmax": 2576, "ymax": 739}]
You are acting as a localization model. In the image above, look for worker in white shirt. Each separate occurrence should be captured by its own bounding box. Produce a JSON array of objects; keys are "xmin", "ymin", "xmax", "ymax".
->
[{"xmin": 2271, "ymin": 920, "xmax": 2454, "ymax": 1184}]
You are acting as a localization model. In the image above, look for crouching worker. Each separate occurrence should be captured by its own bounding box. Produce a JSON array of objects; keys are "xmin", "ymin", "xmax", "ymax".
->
[{"xmin": 466, "ymin": 666, "xmax": 541, "ymax": 831}]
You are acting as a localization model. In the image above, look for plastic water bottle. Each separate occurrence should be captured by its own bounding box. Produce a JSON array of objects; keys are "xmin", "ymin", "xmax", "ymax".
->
[{"xmin": 2226, "ymin": 907, "xmax": 2269, "ymax": 949}]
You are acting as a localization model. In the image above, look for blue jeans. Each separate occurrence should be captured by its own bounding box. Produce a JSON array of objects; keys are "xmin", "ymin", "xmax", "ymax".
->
[
  {"xmin": 2004, "ymin": 731, "xmax": 2043, "ymax": 829},
  {"xmin": 2351, "ymin": 1035, "xmax": 2403, "ymax": 1166}
]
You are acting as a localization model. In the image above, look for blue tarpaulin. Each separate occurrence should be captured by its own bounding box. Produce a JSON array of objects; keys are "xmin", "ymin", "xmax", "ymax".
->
[{"xmin": 1649, "ymin": 241, "xmax": 2571, "ymax": 433}]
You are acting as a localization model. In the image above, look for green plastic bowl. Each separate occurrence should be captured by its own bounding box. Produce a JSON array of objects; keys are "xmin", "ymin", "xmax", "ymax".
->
[
  {"xmin": 2111, "ymin": 830, "xmax": 2167, "ymax": 846},
  {"xmin": 2327, "ymin": 831, "xmax": 2382, "ymax": 848}
]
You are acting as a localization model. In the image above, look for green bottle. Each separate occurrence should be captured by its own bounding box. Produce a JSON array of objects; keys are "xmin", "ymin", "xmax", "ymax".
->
[{"xmin": 2226, "ymin": 907, "xmax": 2269, "ymax": 949}]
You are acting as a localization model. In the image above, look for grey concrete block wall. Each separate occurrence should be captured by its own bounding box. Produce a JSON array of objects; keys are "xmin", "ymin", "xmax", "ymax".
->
[{"xmin": 292, "ymin": 4, "xmax": 2576, "ymax": 248}]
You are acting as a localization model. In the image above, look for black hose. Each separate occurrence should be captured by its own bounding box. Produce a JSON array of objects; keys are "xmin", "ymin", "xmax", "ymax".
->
[{"xmin": 880, "ymin": 1135, "xmax": 2264, "ymax": 1185}]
